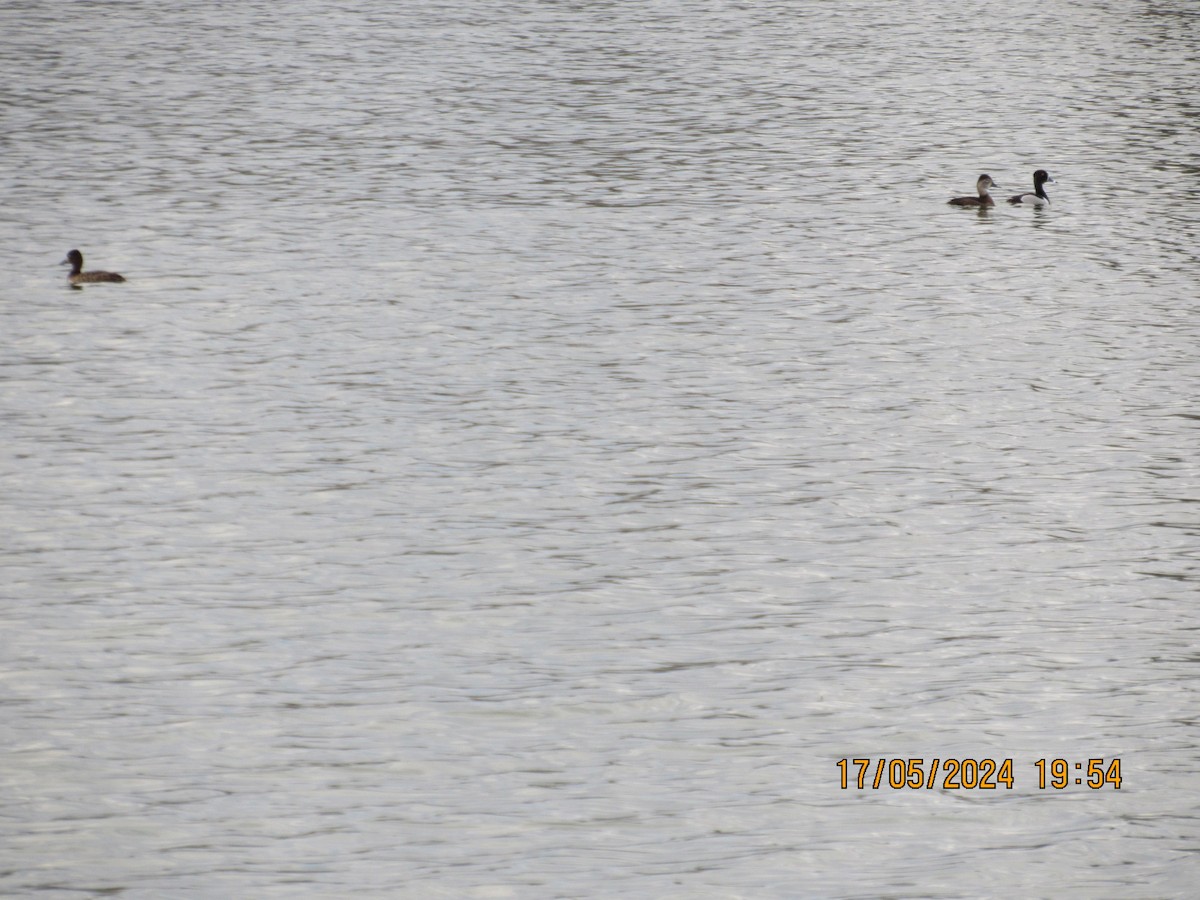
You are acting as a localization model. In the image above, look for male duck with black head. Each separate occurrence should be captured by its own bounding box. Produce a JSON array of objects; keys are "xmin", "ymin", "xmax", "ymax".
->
[
  {"xmin": 61, "ymin": 249, "xmax": 126, "ymax": 286},
  {"xmin": 1008, "ymin": 170, "xmax": 1055, "ymax": 206},
  {"xmin": 949, "ymin": 174, "xmax": 1000, "ymax": 208}
]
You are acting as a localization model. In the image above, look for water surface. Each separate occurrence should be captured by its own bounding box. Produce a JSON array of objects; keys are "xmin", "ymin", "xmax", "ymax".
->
[{"xmin": 2, "ymin": 1, "xmax": 1198, "ymax": 897}]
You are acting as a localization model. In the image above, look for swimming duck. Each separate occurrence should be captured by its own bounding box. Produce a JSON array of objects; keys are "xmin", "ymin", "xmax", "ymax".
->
[
  {"xmin": 61, "ymin": 249, "xmax": 125, "ymax": 284},
  {"xmin": 1007, "ymin": 170, "xmax": 1055, "ymax": 206},
  {"xmin": 948, "ymin": 174, "xmax": 1000, "ymax": 207}
]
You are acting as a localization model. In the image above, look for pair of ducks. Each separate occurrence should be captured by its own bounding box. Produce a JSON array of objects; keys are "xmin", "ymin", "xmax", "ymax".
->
[{"xmin": 949, "ymin": 170, "xmax": 1055, "ymax": 208}]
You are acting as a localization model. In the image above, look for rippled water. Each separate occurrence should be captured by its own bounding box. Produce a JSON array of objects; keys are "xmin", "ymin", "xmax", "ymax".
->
[{"xmin": 2, "ymin": 0, "xmax": 1199, "ymax": 897}]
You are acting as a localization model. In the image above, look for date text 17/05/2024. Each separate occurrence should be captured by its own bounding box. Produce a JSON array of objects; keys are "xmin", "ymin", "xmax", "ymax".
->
[{"xmin": 836, "ymin": 758, "xmax": 1122, "ymax": 790}]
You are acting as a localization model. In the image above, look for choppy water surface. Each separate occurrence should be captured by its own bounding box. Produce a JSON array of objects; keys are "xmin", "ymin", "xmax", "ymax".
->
[{"xmin": 2, "ymin": 1, "xmax": 1199, "ymax": 896}]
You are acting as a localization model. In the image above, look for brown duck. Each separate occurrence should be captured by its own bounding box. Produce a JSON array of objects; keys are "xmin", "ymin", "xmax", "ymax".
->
[{"xmin": 62, "ymin": 249, "xmax": 126, "ymax": 285}]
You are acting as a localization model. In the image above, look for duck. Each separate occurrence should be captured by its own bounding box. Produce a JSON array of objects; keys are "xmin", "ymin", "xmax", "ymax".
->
[
  {"xmin": 948, "ymin": 174, "xmax": 1000, "ymax": 207},
  {"xmin": 1007, "ymin": 170, "xmax": 1055, "ymax": 206},
  {"xmin": 61, "ymin": 249, "xmax": 126, "ymax": 284}
]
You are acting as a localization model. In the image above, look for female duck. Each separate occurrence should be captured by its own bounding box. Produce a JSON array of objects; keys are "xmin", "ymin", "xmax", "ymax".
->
[
  {"xmin": 949, "ymin": 174, "xmax": 1000, "ymax": 207},
  {"xmin": 1007, "ymin": 170, "xmax": 1055, "ymax": 206},
  {"xmin": 61, "ymin": 249, "xmax": 125, "ymax": 284}
]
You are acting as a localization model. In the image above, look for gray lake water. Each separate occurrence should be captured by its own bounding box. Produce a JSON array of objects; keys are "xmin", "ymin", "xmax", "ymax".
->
[{"xmin": 2, "ymin": 1, "xmax": 1199, "ymax": 897}]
